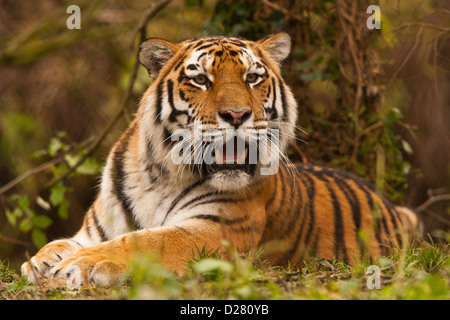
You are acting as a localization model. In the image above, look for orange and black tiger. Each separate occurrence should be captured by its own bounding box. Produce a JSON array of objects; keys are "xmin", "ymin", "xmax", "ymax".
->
[{"xmin": 21, "ymin": 33, "xmax": 420, "ymax": 288}]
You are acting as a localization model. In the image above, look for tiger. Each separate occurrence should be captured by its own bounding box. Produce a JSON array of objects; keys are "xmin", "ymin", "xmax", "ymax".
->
[{"xmin": 21, "ymin": 33, "xmax": 420, "ymax": 288}]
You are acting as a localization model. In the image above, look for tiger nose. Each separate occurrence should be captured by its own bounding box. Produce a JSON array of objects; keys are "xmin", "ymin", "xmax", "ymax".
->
[{"xmin": 218, "ymin": 109, "xmax": 252, "ymax": 127}]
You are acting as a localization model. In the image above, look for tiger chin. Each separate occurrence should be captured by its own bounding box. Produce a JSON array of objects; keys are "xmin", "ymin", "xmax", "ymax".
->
[{"xmin": 21, "ymin": 33, "xmax": 421, "ymax": 288}]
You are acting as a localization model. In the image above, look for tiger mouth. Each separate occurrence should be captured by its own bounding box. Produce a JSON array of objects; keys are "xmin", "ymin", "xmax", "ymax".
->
[{"xmin": 201, "ymin": 138, "xmax": 257, "ymax": 177}]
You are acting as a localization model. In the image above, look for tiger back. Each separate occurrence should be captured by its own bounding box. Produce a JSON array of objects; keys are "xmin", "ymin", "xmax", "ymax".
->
[{"xmin": 21, "ymin": 33, "xmax": 420, "ymax": 288}]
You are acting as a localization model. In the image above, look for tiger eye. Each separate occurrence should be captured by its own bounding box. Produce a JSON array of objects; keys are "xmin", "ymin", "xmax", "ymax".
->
[
  {"xmin": 246, "ymin": 73, "xmax": 258, "ymax": 83},
  {"xmin": 194, "ymin": 74, "xmax": 207, "ymax": 85}
]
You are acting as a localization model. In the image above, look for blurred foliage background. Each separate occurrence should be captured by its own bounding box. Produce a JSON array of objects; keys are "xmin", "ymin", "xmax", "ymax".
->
[{"xmin": 0, "ymin": 0, "xmax": 449, "ymax": 270}]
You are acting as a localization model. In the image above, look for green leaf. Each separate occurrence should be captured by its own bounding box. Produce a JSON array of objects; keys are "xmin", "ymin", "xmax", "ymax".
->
[
  {"xmin": 50, "ymin": 163, "xmax": 68, "ymax": 179},
  {"xmin": 76, "ymin": 157, "xmax": 99, "ymax": 175},
  {"xmin": 32, "ymin": 229, "xmax": 48, "ymax": 249},
  {"xmin": 19, "ymin": 218, "xmax": 33, "ymax": 233},
  {"xmin": 48, "ymin": 137, "xmax": 64, "ymax": 156},
  {"xmin": 32, "ymin": 215, "xmax": 52, "ymax": 229},
  {"xmin": 5, "ymin": 209, "xmax": 17, "ymax": 226},
  {"xmin": 49, "ymin": 181, "xmax": 65, "ymax": 206},
  {"xmin": 16, "ymin": 195, "xmax": 30, "ymax": 210},
  {"xmin": 57, "ymin": 198, "xmax": 69, "ymax": 220},
  {"xmin": 192, "ymin": 258, "xmax": 233, "ymax": 275},
  {"xmin": 64, "ymin": 154, "xmax": 79, "ymax": 168},
  {"xmin": 382, "ymin": 107, "xmax": 403, "ymax": 128},
  {"xmin": 401, "ymin": 140, "xmax": 413, "ymax": 155}
]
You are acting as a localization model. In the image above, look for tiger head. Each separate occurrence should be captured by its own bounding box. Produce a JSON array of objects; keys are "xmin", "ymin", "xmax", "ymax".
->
[{"xmin": 138, "ymin": 33, "xmax": 297, "ymax": 191}]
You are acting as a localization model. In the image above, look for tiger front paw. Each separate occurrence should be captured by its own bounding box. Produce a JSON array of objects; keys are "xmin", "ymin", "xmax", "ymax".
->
[
  {"xmin": 49, "ymin": 247, "xmax": 127, "ymax": 288},
  {"xmin": 21, "ymin": 239, "xmax": 82, "ymax": 284}
]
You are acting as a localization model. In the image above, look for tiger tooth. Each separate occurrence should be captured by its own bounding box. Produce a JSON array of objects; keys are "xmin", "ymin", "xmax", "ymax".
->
[
  {"xmin": 237, "ymin": 146, "xmax": 247, "ymax": 164},
  {"xmin": 215, "ymin": 147, "xmax": 223, "ymax": 164}
]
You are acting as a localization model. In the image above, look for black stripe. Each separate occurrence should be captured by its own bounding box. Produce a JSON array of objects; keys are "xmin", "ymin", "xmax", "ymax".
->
[
  {"xmin": 277, "ymin": 76, "xmax": 288, "ymax": 120},
  {"xmin": 314, "ymin": 172, "xmax": 349, "ymax": 262},
  {"xmin": 299, "ymin": 169, "xmax": 315, "ymax": 247},
  {"xmin": 189, "ymin": 197, "xmax": 244, "ymax": 210},
  {"xmin": 381, "ymin": 199, "xmax": 403, "ymax": 247},
  {"xmin": 193, "ymin": 40, "xmax": 205, "ymax": 48},
  {"xmin": 226, "ymin": 40, "xmax": 247, "ymax": 48},
  {"xmin": 191, "ymin": 214, "xmax": 249, "ymax": 226},
  {"xmin": 313, "ymin": 167, "xmax": 362, "ymax": 231},
  {"xmin": 167, "ymin": 79, "xmax": 191, "ymax": 123},
  {"xmin": 162, "ymin": 126, "xmax": 173, "ymax": 147},
  {"xmin": 68, "ymin": 239, "xmax": 83, "ymax": 248},
  {"xmin": 276, "ymin": 162, "xmax": 286, "ymax": 214},
  {"xmin": 336, "ymin": 177, "xmax": 362, "ymax": 231},
  {"xmin": 167, "ymin": 79, "xmax": 175, "ymax": 109},
  {"xmin": 179, "ymin": 89, "xmax": 189, "ymax": 102},
  {"xmin": 174, "ymin": 60, "xmax": 184, "ymax": 71},
  {"xmin": 196, "ymin": 43, "xmax": 215, "ymax": 51},
  {"xmin": 334, "ymin": 176, "xmax": 365, "ymax": 257},
  {"xmin": 197, "ymin": 52, "xmax": 207, "ymax": 61},
  {"xmin": 161, "ymin": 179, "xmax": 206, "ymax": 225},
  {"xmin": 316, "ymin": 168, "xmax": 366, "ymax": 258},
  {"xmin": 281, "ymin": 174, "xmax": 307, "ymax": 263},
  {"xmin": 191, "ymin": 214, "xmax": 221, "ymax": 223},
  {"xmin": 85, "ymin": 213, "xmax": 93, "ymax": 241},
  {"xmin": 281, "ymin": 174, "xmax": 302, "ymax": 236},
  {"xmin": 265, "ymin": 174, "xmax": 277, "ymax": 210},
  {"xmin": 156, "ymin": 80, "xmax": 164, "ymax": 123},
  {"xmin": 341, "ymin": 171, "xmax": 386, "ymax": 254},
  {"xmin": 277, "ymin": 168, "xmax": 314, "ymax": 266},
  {"xmin": 178, "ymin": 191, "xmax": 220, "ymax": 211},
  {"xmin": 112, "ymin": 126, "xmax": 140, "ymax": 230},
  {"xmin": 271, "ymin": 77, "xmax": 277, "ymax": 111},
  {"xmin": 92, "ymin": 208, "xmax": 108, "ymax": 242}
]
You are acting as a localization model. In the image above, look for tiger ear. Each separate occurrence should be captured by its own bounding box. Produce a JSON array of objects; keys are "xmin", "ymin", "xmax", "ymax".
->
[
  {"xmin": 257, "ymin": 32, "xmax": 291, "ymax": 65},
  {"xmin": 139, "ymin": 38, "xmax": 179, "ymax": 78}
]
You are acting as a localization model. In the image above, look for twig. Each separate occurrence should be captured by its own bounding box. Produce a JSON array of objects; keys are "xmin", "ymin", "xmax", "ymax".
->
[
  {"xmin": 392, "ymin": 22, "xmax": 450, "ymax": 33},
  {"xmin": 336, "ymin": 0, "xmax": 363, "ymax": 129},
  {"xmin": 130, "ymin": 0, "xmax": 172, "ymax": 52},
  {"xmin": 45, "ymin": 0, "xmax": 172, "ymax": 189},
  {"xmin": 416, "ymin": 194, "xmax": 450, "ymax": 213},
  {"xmin": 387, "ymin": 26, "xmax": 424, "ymax": 88},
  {"xmin": 421, "ymin": 209, "xmax": 450, "ymax": 228},
  {"xmin": 261, "ymin": 0, "xmax": 304, "ymax": 22},
  {"xmin": 0, "ymin": 158, "xmax": 62, "ymax": 196},
  {"xmin": 0, "ymin": 235, "xmax": 30, "ymax": 247}
]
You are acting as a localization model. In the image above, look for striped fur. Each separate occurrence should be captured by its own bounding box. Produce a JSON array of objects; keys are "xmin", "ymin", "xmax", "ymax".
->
[{"xmin": 21, "ymin": 33, "xmax": 419, "ymax": 288}]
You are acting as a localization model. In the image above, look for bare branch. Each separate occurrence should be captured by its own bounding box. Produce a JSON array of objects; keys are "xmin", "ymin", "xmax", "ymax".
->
[
  {"xmin": 0, "ymin": 234, "xmax": 30, "ymax": 247},
  {"xmin": 0, "ymin": 158, "xmax": 62, "ymax": 196},
  {"xmin": 392, "ymin": 22, "xmax": 450, "ymax": 33},
  {"xmin": 416, "ymin": 193, "xmax": 450, "ymax": 213},
  {"xmin": 387, "ymin": 26, "xmax": 424, "ymax": 88}
]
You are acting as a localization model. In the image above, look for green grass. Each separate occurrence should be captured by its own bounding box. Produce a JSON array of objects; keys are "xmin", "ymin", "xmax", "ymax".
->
[{"xmin": 1, "ymin": 239, "xmax": 449, "ymax": 300}]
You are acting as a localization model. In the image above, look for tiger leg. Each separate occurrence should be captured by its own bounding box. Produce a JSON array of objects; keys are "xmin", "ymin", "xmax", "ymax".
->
[
  {"xmin": 46, "ymin": 220, "xmax": 245, "ymax": 288},
  {"xmin": 21, "ymin": 207, "xmax": 101, "ymax": 284},
  {"xmin": 20, "ymin": 239, "xmax": 83, "ymax": 285}
]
